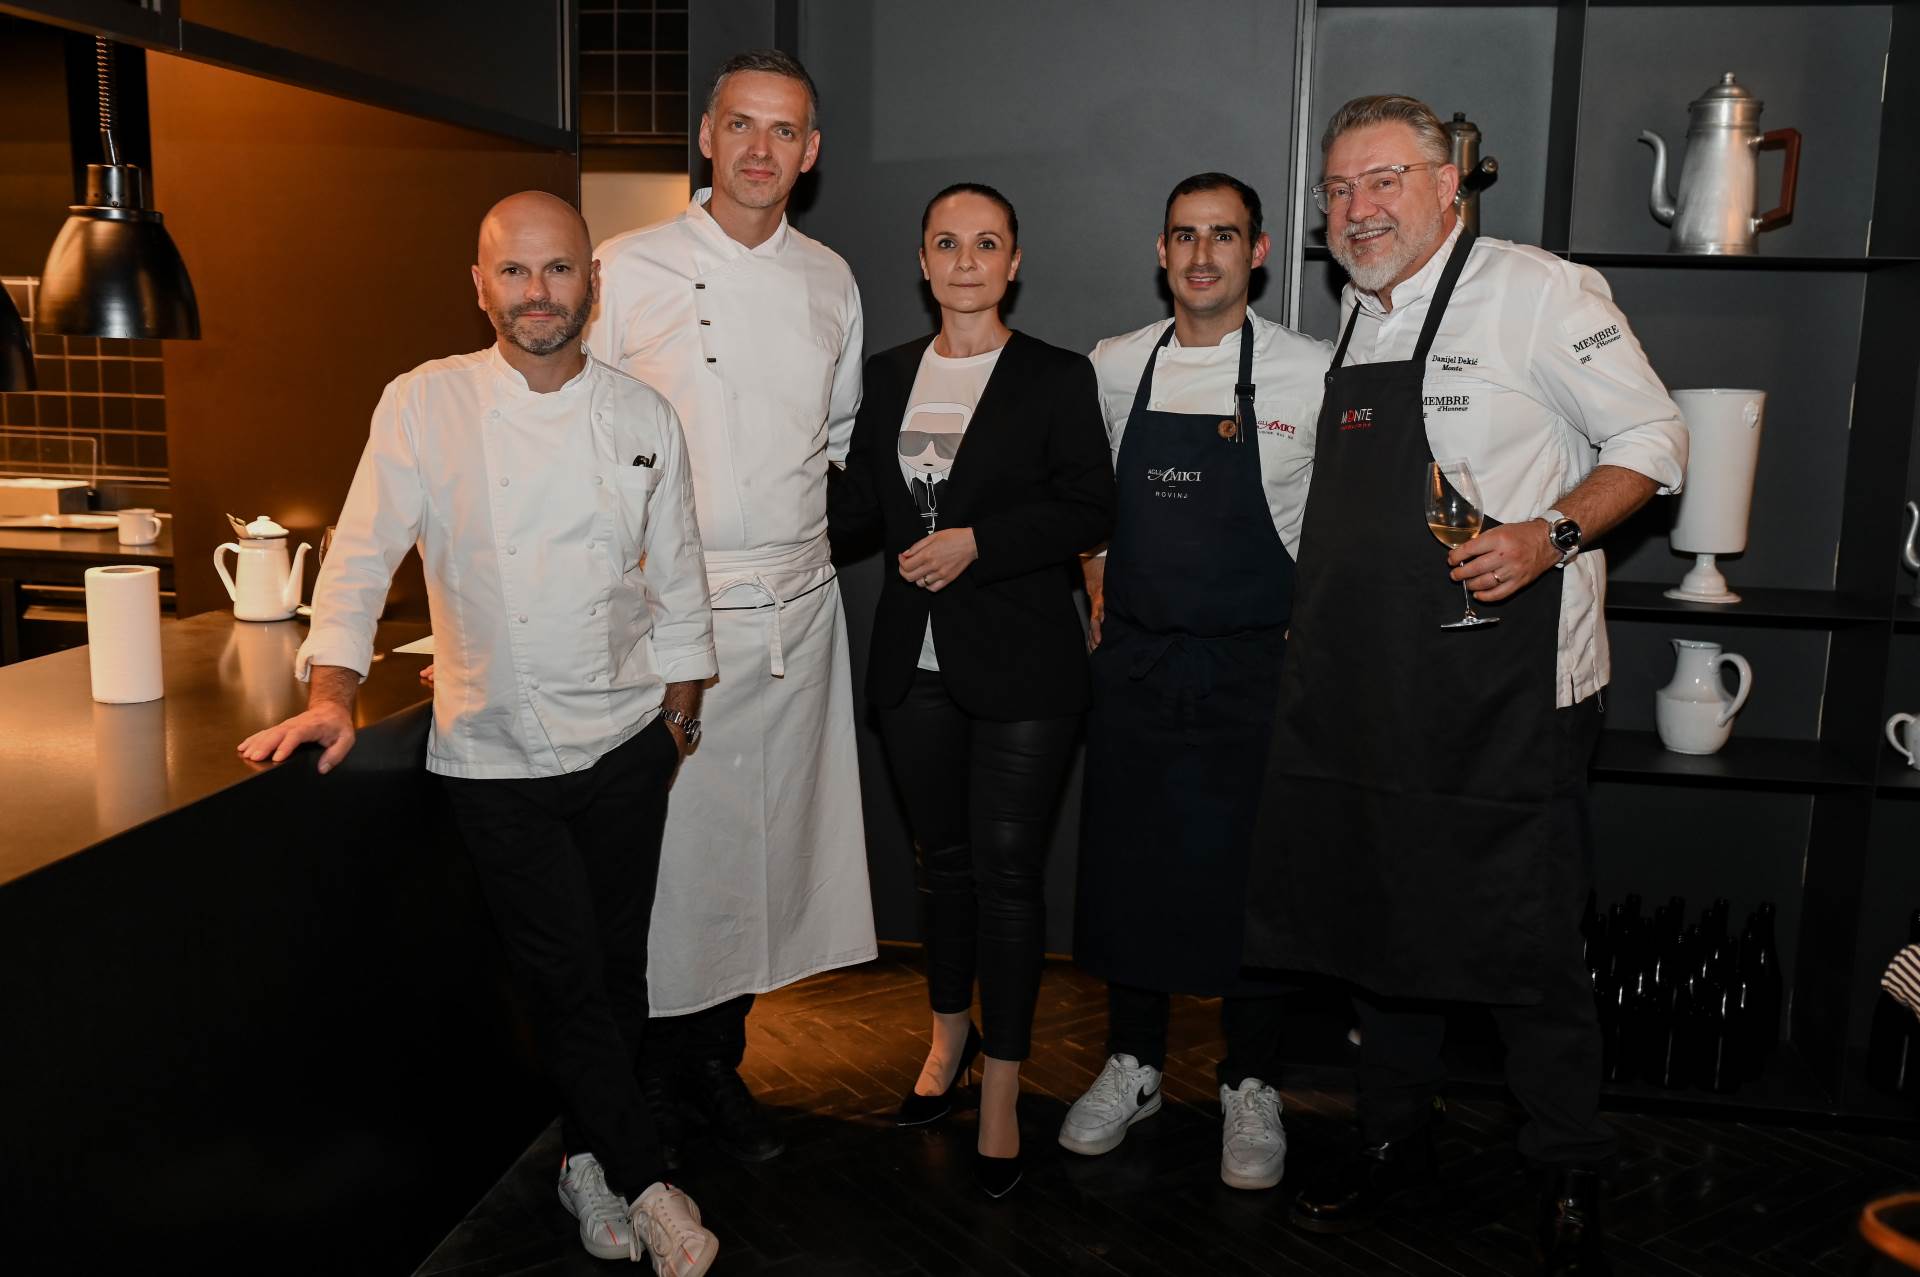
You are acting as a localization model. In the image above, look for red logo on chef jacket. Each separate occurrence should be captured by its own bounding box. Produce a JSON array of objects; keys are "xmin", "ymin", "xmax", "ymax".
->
[
  {"xmin": 1338, "ymin": 408, "xmax": 1374, "ymax": 431},
  {"xmin": 1258, "ymin": 419, "xmax": 1297, "ymax": 437}
]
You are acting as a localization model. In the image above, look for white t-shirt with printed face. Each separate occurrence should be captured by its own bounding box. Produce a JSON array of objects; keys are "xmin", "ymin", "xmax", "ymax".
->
[{"xmin": 899, "ymin": 343, "xmax": 1003, "ymax": 671}]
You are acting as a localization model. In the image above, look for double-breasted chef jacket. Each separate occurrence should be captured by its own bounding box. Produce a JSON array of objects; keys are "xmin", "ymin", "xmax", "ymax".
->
[
  {"xmin": 1243, "ymin": 226, "xmax": 1687, "ymax": 1007},
  {"xmin": 589, "ymin": 190, "xmax": 878, "ymax": 1016},
  {"xmin": 298, "ymin": 347, "xmax": 717, "ymax": 777}
]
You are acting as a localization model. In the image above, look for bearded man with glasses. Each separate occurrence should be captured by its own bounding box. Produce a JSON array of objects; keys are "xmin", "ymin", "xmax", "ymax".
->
[{"xmin": 1242, "ymin": 96, "xmax": 1687, "ymax": 1276}]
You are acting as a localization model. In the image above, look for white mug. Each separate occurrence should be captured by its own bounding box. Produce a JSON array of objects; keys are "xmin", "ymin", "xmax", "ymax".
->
[
  {"xmin": 1889, "ymin": 713, "xmax": 1920, "ymax": 771},
  {"xmin": 116, "ymin": 508, "xmax": 162, "ymax": 545}
]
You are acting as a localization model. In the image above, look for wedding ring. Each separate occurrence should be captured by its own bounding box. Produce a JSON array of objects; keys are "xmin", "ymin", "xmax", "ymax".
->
[{"xmin": 1495, "ymin": 570, "xmax": 1505, "ymax": 583}]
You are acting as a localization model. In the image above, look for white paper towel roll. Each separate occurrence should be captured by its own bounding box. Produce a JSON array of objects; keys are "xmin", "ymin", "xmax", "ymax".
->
[{"xmin": 84, "ymin": 564, "xmax": 164, "ymax": 703}]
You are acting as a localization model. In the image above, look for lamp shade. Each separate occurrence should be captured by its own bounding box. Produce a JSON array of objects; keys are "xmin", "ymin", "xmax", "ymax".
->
[
  {"xmin": 34, "ymin": 164, "xmax": 199, "ymax": 341},
  {"xmin": 0, "ymin": 287, "xmax": 33, "ymax": 391}
]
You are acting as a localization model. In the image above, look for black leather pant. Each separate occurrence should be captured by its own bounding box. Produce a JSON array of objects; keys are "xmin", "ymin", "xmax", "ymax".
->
[{"xmin": 876, "ymin": 668, "xmax": 1080, "ymax": 1061}]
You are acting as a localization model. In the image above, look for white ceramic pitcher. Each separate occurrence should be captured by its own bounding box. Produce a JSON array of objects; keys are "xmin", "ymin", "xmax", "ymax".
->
[
  {"xmin": 1889, "ymin": 713, "xmax": 1920, "ymax": 771},
  {"xmin": 1655, "ymin": 639, "xmax": 1752, "ymax": 755},
  {"xmin": 213, "ymin": 513, "xmax": 310, "ymax": 622}
]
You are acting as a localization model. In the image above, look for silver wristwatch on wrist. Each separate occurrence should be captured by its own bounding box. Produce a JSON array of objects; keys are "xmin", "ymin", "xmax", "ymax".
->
[
  {"xmin": 661, "ymin": 708, "xmax": 702, "ymax": 749},
  {"xmin": 1543, "ymin": 508, "xmax": 1582, "ymax": 568}
]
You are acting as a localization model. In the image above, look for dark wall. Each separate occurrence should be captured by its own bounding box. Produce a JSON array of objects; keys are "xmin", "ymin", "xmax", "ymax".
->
[
  {"xmin": 780, "ymin": 0, "xmax": 1307, "ymax": 946},
  {"xmin": 146, "ymin": 54, "xmax": 576, "ymax": 619},
  {"xmin": 0, "ymin": 15, "xmax": 72, "ymax": 277}
]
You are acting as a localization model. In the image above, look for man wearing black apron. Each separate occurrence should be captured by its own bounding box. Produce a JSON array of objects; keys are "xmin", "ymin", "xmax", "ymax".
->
[
  {"xmin": 1243, "ymin": 98, "xmax": 1686, "ymax": 1275},
  {"xmin": 1064, "ymin": 174, "xmax": 1331, "ymax": 1192}
]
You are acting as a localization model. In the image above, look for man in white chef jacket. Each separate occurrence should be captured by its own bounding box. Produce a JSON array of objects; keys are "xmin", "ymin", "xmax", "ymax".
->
[
  {"xmin": 240, "ymin": 193, "xmax": 722, "ymax": 1275},
  {"xmin": 587, "ymin": 48, "xmax": 876, "ymax": 1165}
]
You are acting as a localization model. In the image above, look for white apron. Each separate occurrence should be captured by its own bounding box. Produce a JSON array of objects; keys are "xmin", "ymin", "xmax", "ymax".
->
[{"xmin": 645, "ymin": 532, "xmax": 876, "ymax": 1014}]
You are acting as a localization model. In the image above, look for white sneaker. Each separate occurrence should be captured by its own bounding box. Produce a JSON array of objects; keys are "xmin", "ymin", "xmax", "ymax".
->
[
  {"xmin": 1058, "ymin": 1053, "xmax": 1163, "ymax": 1155},
  {"xmin": 631, "ymin": 1181, "xmax": 719, "ymax": 1276},
  {"xmin": 1219, "ymin": 1077, "xmax": 1287, "ymax": 1190},
  {"xmin": 556, "ymin": 1152, "xmax": 634, "ymax": 1261}
]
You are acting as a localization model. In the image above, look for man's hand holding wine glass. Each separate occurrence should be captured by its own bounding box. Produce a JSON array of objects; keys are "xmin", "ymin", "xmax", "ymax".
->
[{"xmin": 1446, "ymin": 520, "xmax": 1559, "ymax": 603}]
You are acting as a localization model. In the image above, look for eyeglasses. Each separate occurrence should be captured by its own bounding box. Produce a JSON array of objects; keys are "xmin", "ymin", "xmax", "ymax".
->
[
  {"xmin": 1311, "ymin": 163, "xmax": 1438, "ymax": 214},
  {"xmin": 898, "ymin": 430, "xmax": 963, "ymax": 460}
]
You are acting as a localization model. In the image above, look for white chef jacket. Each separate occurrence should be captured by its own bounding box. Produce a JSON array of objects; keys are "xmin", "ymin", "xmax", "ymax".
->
[
  {"xmin": 1336, "ymin": 222, "xmax": 1689, "ymax": 706},
  {"xmin": 587, "ymin": 189, "xmax": 877, "ymax": 1015},
  {"xmin": 296, "ymin": 346, "xmax": 715, "ymax": 779},
  {"xmin": 1090, "ymin": 310, "xmax": 1331, "ymax": 557},
  {"xmin": 588, "ymin": 190, "xmax": 863, "ymax": 552}
]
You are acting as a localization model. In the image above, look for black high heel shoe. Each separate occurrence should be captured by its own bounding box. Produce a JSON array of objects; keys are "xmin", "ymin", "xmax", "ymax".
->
[
  {"xmin": 973, "ymin": 1148, "xmax": 1024, "ymax": 1199},
  {"xmin": 895, "ymin": 1023, "xmax": 981, "ymax": 1127}
]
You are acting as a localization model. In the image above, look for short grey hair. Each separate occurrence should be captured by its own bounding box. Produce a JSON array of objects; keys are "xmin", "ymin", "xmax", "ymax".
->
[
  {"xmin": 705, "ymin": 49, "xmax": 820, "ymax": 133},
  {"xmin": 1320, "ymin": 95, "xmax": 1449, "ymax": 166}
]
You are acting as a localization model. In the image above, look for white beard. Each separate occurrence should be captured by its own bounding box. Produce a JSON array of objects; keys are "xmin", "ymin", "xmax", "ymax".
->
[{"xmin": 1330, "ymin": 200, "xmax": 1445, "ymax": 295}]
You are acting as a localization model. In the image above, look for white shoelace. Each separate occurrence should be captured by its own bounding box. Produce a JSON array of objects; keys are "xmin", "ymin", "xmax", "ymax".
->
[
  {"xmin": 1083, "ymin": 1057, "xmax": 1148, "ymax": 1112},
  {"xmin": 635, "ymin": 1188, "xmax": 704, "ymax": 1268},
  {"xmin": 1225, "ymin": 1085, "xmax": 1283, "ymax": 1145},
  {"xmin": 566, "ymin": 1158, "xmax": 631, "ymax": 1234}
]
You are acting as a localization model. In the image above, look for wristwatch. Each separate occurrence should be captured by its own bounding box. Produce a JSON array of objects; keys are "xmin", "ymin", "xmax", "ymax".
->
[
  {"xmin": 1543, "ymin": 509, "xmax": 1582, "ymax": 568},
  {"xmin": 661, "ymin": 708, "xmax": 702, "ymax": 749}
]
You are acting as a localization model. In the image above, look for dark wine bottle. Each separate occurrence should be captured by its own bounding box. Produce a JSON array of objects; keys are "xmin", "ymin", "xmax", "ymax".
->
[
  {"xmin": 1866, "ymin": 909, "xmax": 1920, "ymax": 1097},
  {"xmin": 1699, "ymin": 938, "xmax": 1746, "ymax": 1093},
  {"xmin": 1651, "ymin": 925, "xmax": 1695, "ymax": 1090},
  {"xmin": 1741, "ymin": 903, "xmax": 1782, "ymax": 1079}
]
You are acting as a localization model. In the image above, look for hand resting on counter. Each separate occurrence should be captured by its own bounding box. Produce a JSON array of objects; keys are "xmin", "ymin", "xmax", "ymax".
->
[{"xmin": 237, "ymin": 664, "xmax": 359, "ymax": 774}]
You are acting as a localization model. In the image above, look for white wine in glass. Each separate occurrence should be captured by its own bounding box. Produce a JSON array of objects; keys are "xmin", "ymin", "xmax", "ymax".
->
[{"xmin": 1427, "ymin": 458, "xmax": 1500, "ymax": 629}]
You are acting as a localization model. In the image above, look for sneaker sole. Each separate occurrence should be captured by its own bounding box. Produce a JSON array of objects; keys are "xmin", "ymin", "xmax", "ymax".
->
[
  {"xmin": 1057, "ymin": 1091, "xmax": 1162, "ymax": 1156},
  {"xmin": 1221, "ymin": 1159, "xmax": 1285, "ymax": 1191},
  {"xmin": 558, "ymin": 1186, "xmax": 632, "ymax": 1261}
]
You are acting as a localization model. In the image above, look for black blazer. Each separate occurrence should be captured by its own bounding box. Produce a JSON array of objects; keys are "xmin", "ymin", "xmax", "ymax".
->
[{"xmin": 829, "ymin": 330, "xmax": 1115, "ymax": 720}]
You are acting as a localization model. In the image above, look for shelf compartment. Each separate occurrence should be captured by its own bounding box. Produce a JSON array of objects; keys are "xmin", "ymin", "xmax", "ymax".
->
[
  {"xmin": 1593, "ymin": 731, "xmax": 1865, "ymax": 790},
  {"xmin": 1299, "ymin": 244, "xmax": 1915, "ymax": 273},
  {"xmin": 1604, "ymin": 581, "xmax": 1888, "ymax": 627},
  {"xmin": 1895, "ymin": 612, "xmax": 1920, "ymax": 635}
]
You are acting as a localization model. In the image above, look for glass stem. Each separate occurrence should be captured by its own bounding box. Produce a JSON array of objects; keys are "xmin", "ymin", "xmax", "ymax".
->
[{"xmin": 1459, "ymin": 578, "xmax": 1478, "ymax": 618}]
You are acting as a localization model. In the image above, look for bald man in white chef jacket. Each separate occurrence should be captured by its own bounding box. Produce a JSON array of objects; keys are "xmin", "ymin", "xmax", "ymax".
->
[{"xmin": 587, "ymin": 49, "xmax": 875, "ymax": 1165}]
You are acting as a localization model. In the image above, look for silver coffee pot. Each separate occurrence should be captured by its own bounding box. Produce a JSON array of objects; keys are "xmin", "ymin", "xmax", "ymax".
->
[
  {"xmin": 1443, "ymin": 112, "xmax": 1499, "ymax": 236},
  {"xmin": 1639, "ymin": 73, "xmax": 1801, "ymax": 255}
]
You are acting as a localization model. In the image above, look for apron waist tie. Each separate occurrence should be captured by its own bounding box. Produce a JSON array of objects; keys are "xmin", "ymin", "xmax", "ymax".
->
[{"xmin": 1126, "ymin": 633, "xmax": 1214, "ymax": 700}]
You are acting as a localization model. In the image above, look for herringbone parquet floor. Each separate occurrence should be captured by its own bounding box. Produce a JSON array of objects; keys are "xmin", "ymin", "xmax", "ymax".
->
[{"xmin": 416, "ymin": 948, "xmax": 1920, "ymax": 1276}]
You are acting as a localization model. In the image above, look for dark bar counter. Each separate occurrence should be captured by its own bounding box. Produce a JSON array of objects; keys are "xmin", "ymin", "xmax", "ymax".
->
[{"xmin": 0, "ymin": 613, "xmax": 547, "ymax": 1271}]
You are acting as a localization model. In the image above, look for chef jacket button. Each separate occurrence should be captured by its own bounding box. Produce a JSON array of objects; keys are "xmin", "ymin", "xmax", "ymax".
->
[
  {"xmin": 594, "ymin": 474, "xmax": 604, "ymax": 486},
  {"xmin": 587, "ymin": 539, "xmax": 597, "ymax": 550},
  {"xmin": 517, "ymin": 613, "xmax": 528, "ymax": 623},
  {"xmin": 530, "ymin": 678, "xmax": 540, "ymax": 690},
  {"xmin": 595, "ymin": 412, "xmax": 605, "ymax": 423},
  {"xmin": 507, "ymin": 545, "xmax": 517, "ymax": 556},
  {"xmin": 588, "ymin": 672, "xmax": 599, "ymax": 682},
  {"xmin": 589, "ymin": 605, "xmax": 597, "ymax": 616},
  {"xmin": 499, "ymin": 477, "xmax": 510, "ymax": 488},
  {"xmin": 706, "ymin": 357, "xmax": 717, "ymax": 364},
  {"xmin": 488, "ymin": 409, "xmax": 501, "ymax": 421}
]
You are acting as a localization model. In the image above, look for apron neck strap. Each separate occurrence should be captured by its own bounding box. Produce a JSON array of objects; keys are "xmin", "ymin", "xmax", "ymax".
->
[
  {"xmin": 1325, "ymin": 230, "xmax": 1477, "ymax": 382},
  {"xmin": 1128, "ymin": 314, "xmax": 1258, "ymax": 430}
]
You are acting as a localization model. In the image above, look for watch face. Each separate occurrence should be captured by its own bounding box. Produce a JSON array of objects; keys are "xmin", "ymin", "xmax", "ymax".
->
[{"xmin": 1553, "ymin": 521, "xmax": 1580, "ymax": 552}]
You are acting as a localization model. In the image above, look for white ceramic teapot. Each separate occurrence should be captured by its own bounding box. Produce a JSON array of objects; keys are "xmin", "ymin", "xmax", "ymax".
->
[
  {"xmin": 1655, "ymin": 639, "xmax": 1752, "ymax": 755},
  {"xmin": 213, "ymin": 513, "xmax": 310, "ymax": 622}
]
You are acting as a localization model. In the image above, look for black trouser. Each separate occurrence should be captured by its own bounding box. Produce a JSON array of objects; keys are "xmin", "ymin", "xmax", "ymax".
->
[
  {"xmin": 875, "ymin": 668, "xmax": 1081, "ymax": 1061},
  {"xmin": 642, "ymin": 994, "xmax": 754, "ymax": 1076},
  {"xmin": 440, "ymin": 719, "xmax": 677, "ymax": 1200},
  {"xmin": 1106, "ymin": 982, "xmax": 1286, "ymax": 1091},
  {"xmin": 1354, "ymin": 699, "xmax": 1616, "ymax": 1167}
]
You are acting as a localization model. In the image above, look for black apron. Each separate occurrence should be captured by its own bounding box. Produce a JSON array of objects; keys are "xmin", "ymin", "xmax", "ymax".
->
[
  {"xmin": 1077, "ymin": 318, "xmax": 1294, "ymax": 995},
  {"xmin": 1242, "ymin": 231, "xmax": 1569, "ymax": 1006}
]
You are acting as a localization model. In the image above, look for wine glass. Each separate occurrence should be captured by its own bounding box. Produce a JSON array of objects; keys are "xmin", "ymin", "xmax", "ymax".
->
[{"xmin": 1427, "ymin": 458, "xmax": 1500, "ymax": 630}]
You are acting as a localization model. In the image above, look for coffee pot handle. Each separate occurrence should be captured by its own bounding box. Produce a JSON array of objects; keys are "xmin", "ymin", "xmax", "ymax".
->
[
  {"xmin": 1753, "ymin": 128, "xmax": 1801, "ymax": 233},
  {"xmin": 1889, "ymin": 713, "xmax": 1917, "ymax": 765},
  {"xmin": 1715, "ymin": 652, "xmax": 1752, "ymax": 727},
  {"xmin": 212, "ymin": 542, "xmax": 241, "ymax": 602}
]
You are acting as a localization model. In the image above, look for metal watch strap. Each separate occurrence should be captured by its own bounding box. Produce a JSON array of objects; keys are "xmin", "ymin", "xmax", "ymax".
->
[{"xmin": 661, "ymin": 707, "xmax": 700, "ymax": 744}]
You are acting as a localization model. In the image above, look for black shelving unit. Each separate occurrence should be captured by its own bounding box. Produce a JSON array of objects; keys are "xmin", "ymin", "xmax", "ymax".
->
[{"xmin": 1294, "ymin": 0, "xmax": 1920, "ymax": 1121}]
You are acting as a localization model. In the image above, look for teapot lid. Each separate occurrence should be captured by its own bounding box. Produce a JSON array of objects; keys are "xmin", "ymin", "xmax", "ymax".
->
[
  {"xmin": 228, "ymin": 512, "xmax": 288, "ymax": 539},
  {"xmin": 1693, "ymin": 72, "xmax": 1757, "ymax": 105}
]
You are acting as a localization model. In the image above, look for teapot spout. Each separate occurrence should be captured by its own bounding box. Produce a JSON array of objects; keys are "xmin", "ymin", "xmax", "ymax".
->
[
  {"xmin": 284, "ymin": 542, "xmax": 312, "ymax": 611},
  {"xmin": 1638, "ymin": 130, "xmax": 1676, "ymax": 226}
]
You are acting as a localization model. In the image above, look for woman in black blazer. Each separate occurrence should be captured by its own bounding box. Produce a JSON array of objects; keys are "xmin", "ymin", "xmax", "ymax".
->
[{"xmin": 829, "ymin": 183, "xmax": 1115, "ymax": 1196}]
